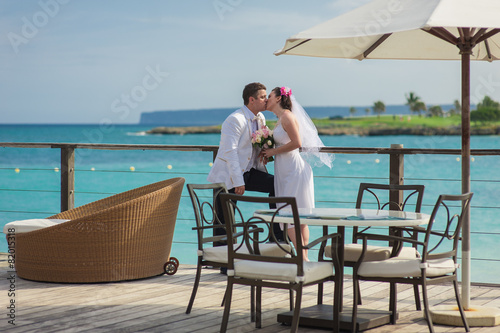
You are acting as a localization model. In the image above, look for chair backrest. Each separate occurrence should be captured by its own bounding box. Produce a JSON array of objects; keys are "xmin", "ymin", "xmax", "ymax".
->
[
  {"xmin": 218, "ymin": 194, "xmax": 302, "ymax": 274},
  {"xmin": 187, "ymin": 183, "xmax": 228, "ymax": 248},
  {"xmin": 422, "ymin": 192, "xmax": 473, "ymax": 262},
  {"xmin": 352, "ymin": 183, "xmax": 425, "ymax": 242},
  {"xmin": 356, "ymin": 183, "xmax": 425, "ymax": 212}
]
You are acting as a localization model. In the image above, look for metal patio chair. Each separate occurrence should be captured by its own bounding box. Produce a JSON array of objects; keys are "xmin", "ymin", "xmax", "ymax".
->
[
  {"xmin": 321, "ymin": 183, "xmax": 425, "ymax": 309},
  {"xmin": 351, "ymin": 192, "xmax": 473, "ymax": 333},
  {"xmin": 185, "ymin": 183, "xmax": 292, "ymax": 316},
  {"xmin": 219, "ymin": 194, "xmax": 342, "ymax": 332}
]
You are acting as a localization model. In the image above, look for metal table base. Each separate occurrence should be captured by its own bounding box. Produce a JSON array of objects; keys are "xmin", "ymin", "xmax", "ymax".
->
[{"xmin": 277, "ymin": 304, "xmax": 394, "ymax": 331}]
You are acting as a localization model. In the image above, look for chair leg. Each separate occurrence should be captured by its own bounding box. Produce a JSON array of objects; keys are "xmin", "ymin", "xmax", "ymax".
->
[
  {"xmin": 357, "ymin": 280, "xmax": 362, "ymax": 305},
  {"xmin": 333, "ymin": 273, "xmax": 342, "ymax": 333},
  {"xmin": 219, "ymin": 269, "xmax": 230, "ymax": 308},
  {"xmin": 413, "ymin": 284, "xmax": 421, "ymax": 311},
  {"xmin": 250, "ymin": 285, "xmax": 256, "ymax": 322},
  {"xmin": 256, "ymin": 285, "xmax": 262, "ymax": 328},
  {"xmin": 220, "ymin": 278, "xmax": 234, "ymax": 333},
  {"xmin": 453, "ymin": 279, "xmax": 470, "ymax": 332},
  {"xmin": 289, "ymin": 287, "xmax": 294, "ymax": 311},
  {"xmin": 389, "ymin": 282, "xmax": 398, "ymax": 324},
  {"xmin": 291, "ymin": 286, "xmax": 303, "ymax": 333},
  {"xmin": 186, "ymin": 262, "xmax": 202, "ymax": 314},
  {"xmin": 351, "ymin": 275, "xmax": 359, "ymax": 333},
  {"xmin": 421, "ymin": 281, "xmax": 435, "ymax": 333},
  {"xmin": 318, "ymin": 282, "xmax": 323, "ymax": 304},
  {"xmin": 220, "ymin": 288, "xmax": 226, "ymax": 307}
]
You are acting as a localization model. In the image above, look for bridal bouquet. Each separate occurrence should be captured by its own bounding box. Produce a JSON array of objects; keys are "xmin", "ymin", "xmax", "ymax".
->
[{"xmin": 251, "ymin": 126, "xmax": 275, "ymax": 162}]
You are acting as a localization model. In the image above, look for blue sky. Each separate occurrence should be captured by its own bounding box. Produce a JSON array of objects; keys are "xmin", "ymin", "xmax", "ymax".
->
[{"xmin": 2, "ymin": 0, "xmax": 500, "ymax": 124}]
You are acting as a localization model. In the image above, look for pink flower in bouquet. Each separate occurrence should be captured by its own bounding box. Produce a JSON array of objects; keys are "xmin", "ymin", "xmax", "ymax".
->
[{"xmin": 251, "ymin": 126, "xmax": 275, "ymax": 162}]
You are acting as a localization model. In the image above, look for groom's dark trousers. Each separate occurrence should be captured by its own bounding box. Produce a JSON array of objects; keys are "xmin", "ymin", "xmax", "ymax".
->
[{"xmin": 214, "ymin": 168, "xmax": 284, "ymax": 244}]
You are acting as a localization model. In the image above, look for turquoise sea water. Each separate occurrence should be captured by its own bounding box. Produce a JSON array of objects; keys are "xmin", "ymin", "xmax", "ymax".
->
[{"xmin": 1, "ymin": 124, "xmax": 499, "ymax": 283}]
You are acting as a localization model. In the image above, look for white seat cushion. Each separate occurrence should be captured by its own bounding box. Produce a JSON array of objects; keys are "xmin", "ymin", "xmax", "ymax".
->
[
  {"xmin": 3, "ymin": 219, "xmax": 70, "ymax": 234},
  {"xmin": 234, "ymin": 260, "xmax": 334, "ymax": 284},
  {"xmin": 324, "ymin": 243, "xmax": 419, "ymax": 262},
  {"xmin": 358, "ymin": 257, "xmax": 457, "ymax": 278},
  {"xmin": 202, "ymin": 243, "xmax": 292, "ymax": 264}
]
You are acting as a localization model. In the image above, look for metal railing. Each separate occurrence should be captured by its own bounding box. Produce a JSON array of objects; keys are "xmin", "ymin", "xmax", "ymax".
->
[
  {"xmin": 3, "ymin": 142, "xmax": 499, "ymax": 211},
  {"xmin": 2, "ymin": 142, "xmax": 500, "ymax": 284}
]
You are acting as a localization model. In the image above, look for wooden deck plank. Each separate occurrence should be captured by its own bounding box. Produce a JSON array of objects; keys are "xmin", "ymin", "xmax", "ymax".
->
[{"xmin": 2, "ymin": 263, "xmax": 500, "ymax": 333}]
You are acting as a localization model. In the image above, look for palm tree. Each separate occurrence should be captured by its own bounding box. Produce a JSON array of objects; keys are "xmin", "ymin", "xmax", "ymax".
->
[
  {"xmin": 414, "ymin": 101, "xmax": 427, "ymax": 117},
  {"xmin": 405, "ymin": 92, "xmax": 427, "ymax": 117},
  {"xmin": 372, "ymin": 101, "xmax": 386, "ymax": 118},
  {"xmin": 450, "ymin": 99, "xmax": 461, "ymax": 115},
  {"xmin": 349, "ymin": 107, "xmax": 357, "ymax": 117},
  {"xmin": 405, "ymin": 92, "xmax": 419, "ymax": 112}
]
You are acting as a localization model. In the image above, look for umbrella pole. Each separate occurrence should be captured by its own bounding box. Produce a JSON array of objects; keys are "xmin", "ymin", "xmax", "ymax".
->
[{"xmin": 461, "ymin": 51, "xmax": 471, "ymax": 310}]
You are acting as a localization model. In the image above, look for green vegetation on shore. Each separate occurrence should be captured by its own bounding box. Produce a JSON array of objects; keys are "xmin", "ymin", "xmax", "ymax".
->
[
  {"xmin": 146, "ymin": 95, "xmax": 500, "ymax": 136},
  {"xmin": 309, "ymin": 114, "xmax": 463, "ymax": 129},
  {"xmin": 147, "ymin": 114, "xmax": 500, "ymax": 136}
]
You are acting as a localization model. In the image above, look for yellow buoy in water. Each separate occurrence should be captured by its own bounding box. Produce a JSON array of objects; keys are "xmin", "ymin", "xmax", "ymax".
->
[
  {"xmin": 15, "ymin": 168, "xmax": 20, "ymax": 173},
  {"xmin": 167, "ymin": 165, "xmax": 173, "ymax": 170},
  {"xmin": 130, "ymin": 166, "xmax": 135, "ymax": 171}
]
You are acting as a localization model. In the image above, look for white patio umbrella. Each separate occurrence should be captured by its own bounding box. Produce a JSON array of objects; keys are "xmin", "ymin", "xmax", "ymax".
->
[{"xmin": 275, "ymin": 0, "xmax": 500, "ymax": 317}]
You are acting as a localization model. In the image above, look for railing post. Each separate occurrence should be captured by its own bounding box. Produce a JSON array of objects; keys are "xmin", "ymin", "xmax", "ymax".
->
[
  {"xmin": 389, "ymin": 144, "xmax": 404, "ymax": 207},
  {"xmin": 61, "ymin": 146, "xmax": 75, "ymax": 212},
  {"xmin": 213, "ymin": 148, "xmax": 219, "ymax": 246}
]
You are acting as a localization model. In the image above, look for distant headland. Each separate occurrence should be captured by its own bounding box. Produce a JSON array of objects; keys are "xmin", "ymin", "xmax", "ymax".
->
[
  {"xmin": 139, "ymin": 105, "xmax": 437, "ymax": 127},
  {"xmin": 145, "ymin": 124, "xmax": 500, "ymax": 136},
  {"xmin": 140, "ymin": 104, "xmax": 500, "ymax": 136}
]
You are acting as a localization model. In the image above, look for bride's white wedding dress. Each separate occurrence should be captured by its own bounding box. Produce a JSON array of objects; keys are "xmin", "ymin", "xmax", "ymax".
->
[{"xmin": 273, "ymin": 121, "xmax": 314, "ymax": 209}]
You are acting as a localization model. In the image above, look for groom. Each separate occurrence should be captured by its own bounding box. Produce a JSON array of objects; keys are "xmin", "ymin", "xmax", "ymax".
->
[{"xmin": 207, "ymin": 82, "xmax": 283, "ymax": 241}]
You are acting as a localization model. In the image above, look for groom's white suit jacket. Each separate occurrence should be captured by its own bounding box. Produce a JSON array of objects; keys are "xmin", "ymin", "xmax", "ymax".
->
[{"xmin": 207, "ymin": 107, "xmax": 267, "ymax": 190}]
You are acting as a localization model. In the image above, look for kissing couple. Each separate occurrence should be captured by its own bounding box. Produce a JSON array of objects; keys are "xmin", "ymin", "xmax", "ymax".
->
[{"xmin": 208, "ymin": 82, "xmax": 334, "ymax": 260}]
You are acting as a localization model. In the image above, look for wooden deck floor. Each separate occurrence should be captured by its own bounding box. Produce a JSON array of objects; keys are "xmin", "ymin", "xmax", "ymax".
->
[{"xmin": 1, "ymin": 259, "xmax": 500, "ymax": 333}]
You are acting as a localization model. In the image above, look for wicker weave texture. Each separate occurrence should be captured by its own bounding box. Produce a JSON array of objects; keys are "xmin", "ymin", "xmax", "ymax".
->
[{"xmin": 14, "ymin": 177, "xmax": 185, "ymax": 283}]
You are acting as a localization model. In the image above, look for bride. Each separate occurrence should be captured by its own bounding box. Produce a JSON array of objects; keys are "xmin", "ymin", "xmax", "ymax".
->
[{"xmin": 262, "ymin": 87, "xmax": 333, "ymax": 260}]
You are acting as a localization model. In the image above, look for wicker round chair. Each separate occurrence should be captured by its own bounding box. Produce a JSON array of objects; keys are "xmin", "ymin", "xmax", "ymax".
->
[{"xmin": 13, "ymin": 177, "xmax": 185, "ymax": 283}]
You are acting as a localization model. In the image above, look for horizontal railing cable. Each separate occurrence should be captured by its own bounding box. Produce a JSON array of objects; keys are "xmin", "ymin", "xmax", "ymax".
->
[{"xmin": 1, "ymin": 142, "xmax": 500, "ymax": 284}]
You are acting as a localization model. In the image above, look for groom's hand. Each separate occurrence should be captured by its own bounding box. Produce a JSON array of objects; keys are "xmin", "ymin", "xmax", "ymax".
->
[{"xmin": 234, "ymin": 185, "xmax": 245, "ymax": 195}]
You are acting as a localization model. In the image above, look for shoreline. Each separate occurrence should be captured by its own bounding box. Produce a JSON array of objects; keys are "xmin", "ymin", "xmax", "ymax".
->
[{"xmin": 146, "ymin": 125, "xmax": 500, "ymax": 136}]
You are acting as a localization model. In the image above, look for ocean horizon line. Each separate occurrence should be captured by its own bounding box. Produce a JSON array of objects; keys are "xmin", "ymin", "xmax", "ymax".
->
[{"xmin": 1, "ymin": 102, "xmax": 462, "ymax": 126}]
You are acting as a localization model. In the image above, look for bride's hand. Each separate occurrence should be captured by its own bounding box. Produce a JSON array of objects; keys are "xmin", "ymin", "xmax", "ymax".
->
[
  {"xmin": 259, "ymin": 149, "xmax": 268, "ymax": 165},
  {"xmin": 262, "ymin": 148, "xmax": 275, "ymax": 159}
]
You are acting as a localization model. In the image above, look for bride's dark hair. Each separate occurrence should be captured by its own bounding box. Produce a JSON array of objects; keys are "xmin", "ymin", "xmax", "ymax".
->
[{"xmin": 272, "ymin": 87, "xmax": 292, "ymax": 110}]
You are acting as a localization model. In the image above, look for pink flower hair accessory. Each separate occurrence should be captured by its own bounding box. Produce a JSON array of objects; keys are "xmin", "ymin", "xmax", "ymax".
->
[{"xmin": 280, "ymin": 86, "xmax": 292, "ymax": 97}]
